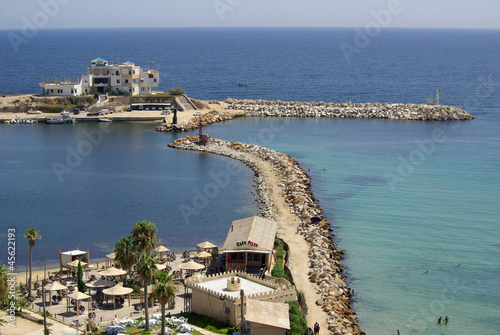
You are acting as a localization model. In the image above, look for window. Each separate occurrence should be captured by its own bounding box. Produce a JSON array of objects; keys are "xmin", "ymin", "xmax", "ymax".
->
[
  {"xmin": 50, "ymin": 89, "xmax": 54, "ymax": 93},
  {"xmin": 128, "ymin": 70, "xmax": 132, "ymax": 75},
  {"xmin": 115, "ymin": 71, "xmax": 119, "ymax": 76},
  {"xmin": 154, "ymin": 79, "xmax": 157, "ymax": 83},
  {"xmin": 125, "ymin": 79, "xmax": 129, "ymax": 84},
  {"xmin": 129, "ymin": 88, "xmax": 132, "ymax": 93},
  {"xmin": 117, "ymin": 79, "xmax": 120, "ymax": 84}
]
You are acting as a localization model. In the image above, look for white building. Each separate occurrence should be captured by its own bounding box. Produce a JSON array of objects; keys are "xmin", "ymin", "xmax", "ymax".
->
[{"xmin": 40, "ymin": 57, "xmax": 159, "ymax": 96}]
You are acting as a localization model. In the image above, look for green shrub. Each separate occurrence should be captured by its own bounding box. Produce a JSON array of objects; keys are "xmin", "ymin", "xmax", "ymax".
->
[
  {"xmin": 271, "ymin": 265, "xmax": 289, "ymax": 281},
  {"xmin": 169, "ymin": 87, "xmax": 185, "ymax": 95},
  {"xmin": 287, "ymin": 301, "xmax": 308, "ymax": 335}
]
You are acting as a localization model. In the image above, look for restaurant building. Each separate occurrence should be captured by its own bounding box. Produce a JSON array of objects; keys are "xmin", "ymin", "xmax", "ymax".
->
[{"xmin": 221, "ymin": 216, "xmax": 277, "ymax": 272}]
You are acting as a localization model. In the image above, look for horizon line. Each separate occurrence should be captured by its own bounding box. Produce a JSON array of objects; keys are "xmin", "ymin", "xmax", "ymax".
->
[{"xmin": 1, "ymin": 26, "xmax": 500, "ymax": 32}]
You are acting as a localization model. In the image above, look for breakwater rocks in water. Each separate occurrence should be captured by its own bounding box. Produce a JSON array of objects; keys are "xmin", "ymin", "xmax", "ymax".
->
[
  {"xmin": 155, "ymin": 110, "xmax": 245, "ymax": 132},
  {"xmin": 226, "ymin": 98, "xmax": 474, "ymax": 121},
  {"xmin": 168, "ymin": 136, "xmax": 360, "ymax": 335}
]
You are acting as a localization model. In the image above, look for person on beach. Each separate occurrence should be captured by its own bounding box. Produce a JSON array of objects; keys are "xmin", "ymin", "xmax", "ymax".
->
[
  {"xmin": 438, "ymin": 316, "xmax": 442, "ymax": 324},
  {"xmin": 314, "ymin": 322, "xmax": 320, "ymax": 334},
  {"xmin": 444, "ymin": 316, "xmax": 449, "ymax": 324},
  {"xmin": 397, "ymin": 330, "xmax": 400, "ymax": 335}
]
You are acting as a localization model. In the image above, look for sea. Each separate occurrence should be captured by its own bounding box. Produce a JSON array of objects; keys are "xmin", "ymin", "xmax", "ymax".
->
[{"xmin": 0, "ymin": 28, "xmax": 499, "ymax": 335}]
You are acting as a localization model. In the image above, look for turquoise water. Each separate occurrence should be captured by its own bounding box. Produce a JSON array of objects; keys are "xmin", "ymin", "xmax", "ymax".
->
[
  {"xmin": 1, "ymin": 27, "xmax": 499, "ymax": 334},
  {"xmin": 206, "ymin": 116, "xmax": 500, "ymax": 335}
]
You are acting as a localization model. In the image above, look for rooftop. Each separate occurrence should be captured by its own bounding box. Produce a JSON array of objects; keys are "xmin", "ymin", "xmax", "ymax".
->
[
  {"xmin": 91, "ymin": 57, "xmax": 108, "ymax": 63},
  {"xmin": 196, "ymin": 276, "xmax": 274, "ymax": 298},
  {"xmin": 222, "ymin": 216, "xmax": 277, "ymax": 253}
]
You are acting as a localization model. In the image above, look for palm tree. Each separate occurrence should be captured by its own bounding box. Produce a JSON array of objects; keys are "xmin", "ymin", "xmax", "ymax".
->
[
  {"xmin": 24, "ymin": 228, "xmax": 41, "ymax": 298},
  {"xmin": 114, "ymin": 236, "xmax": 139, "ymax": 282},
  {"xmin": 152, "ymin": 271, "xmax": 176, "ymax": 335},
  {"xmin": 136, "ymin": 251, "xmax": 157, "ymax": 332},
  {"xmin": 130, "ymin": 220, "xmax": 159, "ymax": 253}
]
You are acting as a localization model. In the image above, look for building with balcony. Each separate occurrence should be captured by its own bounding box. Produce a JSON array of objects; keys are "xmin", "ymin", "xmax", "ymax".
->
[{"xmin": 40, "ymin": 57, "xmax": 159, "ymax": 96}]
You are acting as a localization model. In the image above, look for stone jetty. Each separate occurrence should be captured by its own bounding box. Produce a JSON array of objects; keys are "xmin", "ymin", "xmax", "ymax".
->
[
  {"xmin": 226, "ymin": 98, "xmax": 474, "ymax": 121},
  {"xmin": 155, "ymin": 110, "xmax": 245, "ymax": 132},
  {"xmin": 168, "ymin": 136, "xmax": 361, "ymax": 335}
]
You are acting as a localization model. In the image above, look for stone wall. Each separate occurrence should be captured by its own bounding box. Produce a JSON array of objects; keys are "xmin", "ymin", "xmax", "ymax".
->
[
  {"xmin": 169, "ymin": 137, "xmax": 360, "ymax": 335},
  {"xmin": 226, "ymin": 98, "xmax": 474, "ymax": 121}
]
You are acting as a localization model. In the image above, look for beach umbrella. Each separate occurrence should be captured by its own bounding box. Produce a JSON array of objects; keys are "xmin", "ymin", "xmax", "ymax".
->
[
  {"xmin": 44, "ymin": 281, "xmax": 67, "ymax": 306},
  {"xmin": 67, "ymin": 259, "xmax": 87, "ymax": 267},
  {"xmin": 139, "ymin": 285, "xmax": 155, "ymax": 308},
  {"xmin": 178, "ymin": 260, "xmax": 205, "ymax": 271},
  {"xmin": 154, "ymin": 245, "xmax": 170, "ymax": 261},
  {"xmin": 99, "ymin": 267, "xmax": 126, "ymax": 277},
  {"xmin": 85, "ymin": 279, "xmax": 115, "ymax": 295},
  {"xmin": 196, "ymin": 241, "xmax": 217, "ymax": 252},
  {"xmin": 105, "ymin": 252, "xmax": 116, "ymax": 268},
  {"xmin": 196, "ymin": 251, "xmax": 212, "ymax": 259},
  {"xmin": 103, "ymin": 284, "xmax": 133, "ymax": 308},
  {"xmin": 68, "ymin": 291, "xmax": 91, "ymax": 316},
  {"xmin": 155, "ymin": 263, "xmax": 167, "ymax": 271}
]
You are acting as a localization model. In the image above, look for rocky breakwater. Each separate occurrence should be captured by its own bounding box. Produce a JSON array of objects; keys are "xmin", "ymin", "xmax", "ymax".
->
[
  {"xmin": 226, "ymin": 98, "xmax": 474, "ymax": 121},
  {"xmin": 155, "ymin": 110, "xmax": 246, "ymax": 132},
  {"xmin": 168, "ymin": 136, "xmax": 360, "ymax": 335}
]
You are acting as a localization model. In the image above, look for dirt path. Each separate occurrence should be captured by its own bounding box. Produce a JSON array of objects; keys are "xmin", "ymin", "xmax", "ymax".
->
[{"xmin": 258, "ymin": 160, "xmax": 328, "ymax": 332}]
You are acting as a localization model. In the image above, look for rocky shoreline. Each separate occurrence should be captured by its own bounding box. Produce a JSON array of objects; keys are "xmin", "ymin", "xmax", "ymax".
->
[
  {"xmin": 155, "ymin": 110, "xmax": 246, "ymax": 132},
  {"xmin": 168, "ymin": 136, "xmax": 360, "ymax": 335},
  {"xmin": 226, "ymin": 98, "xmax": 474, "ymax": 121}
]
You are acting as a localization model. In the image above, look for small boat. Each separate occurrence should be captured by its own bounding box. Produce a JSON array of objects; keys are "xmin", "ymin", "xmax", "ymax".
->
[
  {"xmin": 99, "ymin": 118, "xmax": 112, "ymax": 122},
  {"xmin": 238, "ymin": 83, "xmax": 247, "ymax": 87},
  {"xmin": 27, "ymin": 109, "xmax": 43, "ymax": 114}
]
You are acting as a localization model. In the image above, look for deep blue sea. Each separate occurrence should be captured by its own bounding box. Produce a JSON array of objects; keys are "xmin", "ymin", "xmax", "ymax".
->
[{"xmin": 1, "ymin": 28, "xmax": 499, "ymax": 335}]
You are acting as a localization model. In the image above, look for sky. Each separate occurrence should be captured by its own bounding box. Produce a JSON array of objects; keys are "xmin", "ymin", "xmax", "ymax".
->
[{"xmin": 0, "ymin": 0, "xmax": 499, "ymax": 30}]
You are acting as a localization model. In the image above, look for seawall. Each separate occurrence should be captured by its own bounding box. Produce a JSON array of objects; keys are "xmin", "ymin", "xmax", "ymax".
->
[
  {"xmin": 226, "ymin": 98, "xmax": 474, "ymax": 121},
  {"xmin": 168, "ymin": 136, "xmax": 360, "ymax": 335}
]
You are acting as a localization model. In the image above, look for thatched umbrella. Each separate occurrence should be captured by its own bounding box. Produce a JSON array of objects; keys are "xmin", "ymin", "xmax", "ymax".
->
[
  {"xmin": 102, "ymin": 284, "xmax": 133, "ymax": 308},
  {"xmin": 85, "ymin": 279, "xmax": 115, "ymax": 295},
  {"xmin": 44, "ymin": 281, "xmax": 67, "ymax": 307},
  {"xmin": 139, "ymin": 285, "xmax": 155, "ymax": 308},
  {"xmin": 105, "ymin": 252, "xmax": 116, "ymax": 268},
  {"xmin": 155, "ymin": 263, "xmax": 167, "ymax": 271},
  {"xmin": 154, "ymin": 245, "xmax": 170, "ymax": 262},
  {"xmin": 68, "ymin": 291, "xmax": 91, "ymax": 316},
  {"xmin": 196, "ymin": 241, "xmax": 217, "ymax": 252},
  {"xmin": 67, "ymin": 260, "xmax": 87, "ymax": 268},
  {"xmin": 178, "ymin": 260, "xmax": 205, "ymax": 277},
  {"xmin": 99, "ymin": 267, "xmax": 126, "ymax": 277}
]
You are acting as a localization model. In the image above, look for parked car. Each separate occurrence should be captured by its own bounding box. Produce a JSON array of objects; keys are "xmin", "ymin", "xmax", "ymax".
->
[
  {"xmin": 161, "ymin": 110, "xmax": 171, "ymax": 115},
  {"xmin": 193, "ymin": 111, "xmax": 202, "ymax": 116},
  {"xmin": 74, "ymin": 109, "xmax": 80, "ymax": 115}
]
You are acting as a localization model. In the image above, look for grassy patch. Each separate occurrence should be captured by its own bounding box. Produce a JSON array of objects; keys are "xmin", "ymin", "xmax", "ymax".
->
[
  {"xmin": 179, "ymin": 312, "xmax": 238, "ymax": 334},
  {"xmin": 287, "ymin": 301, "xmax": 308, "ymax": 335}
]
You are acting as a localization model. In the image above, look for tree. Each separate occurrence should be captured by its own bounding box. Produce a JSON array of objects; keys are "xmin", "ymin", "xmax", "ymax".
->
[
  {"xmin": 24, "ymin": 228, "xmax": 41, "ymax": 298},
  {"xmin": 130, "ymin": 220, "xmax": 159, "ymax": 254},
  {"xmin": 114, "ymin": 236, "xmax": 139, "ymax": 282},
  {"xmin": 136, "ymin": 251, "xmax": 158, "ymax": 332},
  {"xmin": 77, "ymin": 261, "xmax": 85, "ymax": 293},
  {"xmin": 168, "ymin": 87, "xmax": 185, "ymax": 96},
  {"xmin": 211, "ymin": 249, "xmax": 219, "ymax": 275},
  {"xmin": 0, "ymin": 264, "xmax": 7, "ymax": 301},
  {"xmin": 152, "ymin": 271, "xmax": 176, "ymax": 335}
]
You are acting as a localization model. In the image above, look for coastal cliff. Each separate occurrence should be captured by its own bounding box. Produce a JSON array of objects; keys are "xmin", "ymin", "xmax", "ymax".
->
[
  {"xmin": 226, "ymin": 98, "xmax": 474, "ymax": 121},
  {"xmin": 168, "ymin": 136, "xmax": 360, "ymax": 335}
]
